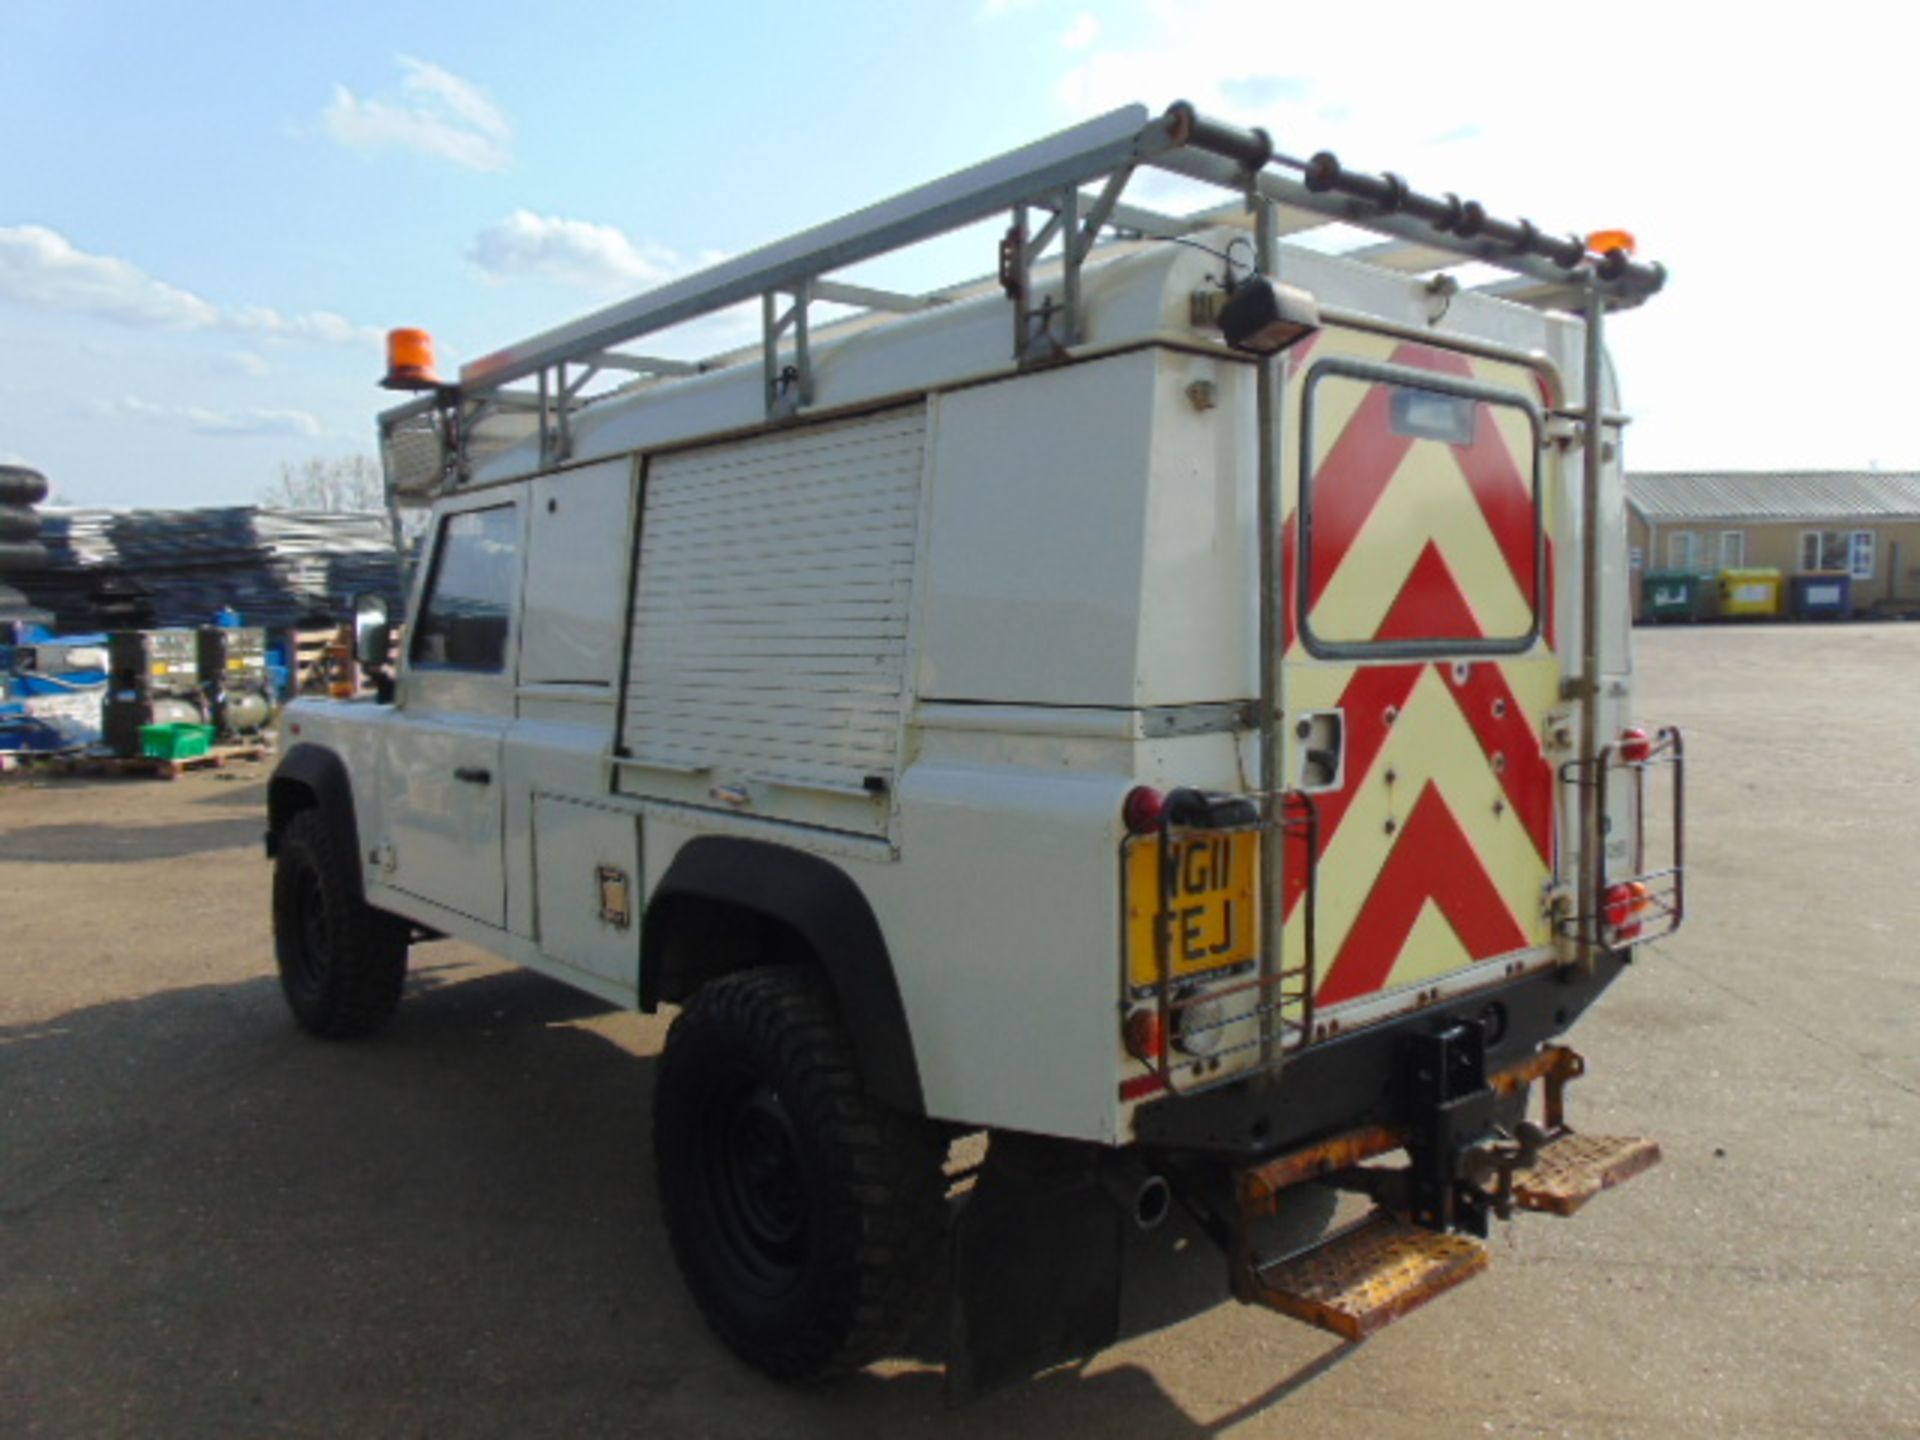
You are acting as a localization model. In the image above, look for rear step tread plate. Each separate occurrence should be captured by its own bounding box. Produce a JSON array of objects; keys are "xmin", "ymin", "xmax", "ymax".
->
[
  {"xmin": 1248, "ymin": 1213, "xmax": 1489, "ymax": 1341},
  {"xmin": 1511, "ymin": 1132, "xmax": 1662, "ymax": 1216}
]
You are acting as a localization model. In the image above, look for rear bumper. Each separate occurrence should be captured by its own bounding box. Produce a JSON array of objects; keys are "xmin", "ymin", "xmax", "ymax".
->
[{"xmin": 1129, "ymin": 950, "xmax": 1630, "ymax": 1160}]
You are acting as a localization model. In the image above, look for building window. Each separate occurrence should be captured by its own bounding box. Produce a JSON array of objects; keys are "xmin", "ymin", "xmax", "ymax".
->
[
  {"xmin": 1849, "ymin": 530, "xmax": 1875, "ymax": 580},
  {"xmin": 1667, "ymin": 531, "xmax": 1701, "ymax": 569},
  {"xmin": 1718, "ymin": 530, "xmax": 1745, "ymax": 568},
  {"xmin": 1800, "ymin": 528, "xmax": 1875, "ymax": 577}
]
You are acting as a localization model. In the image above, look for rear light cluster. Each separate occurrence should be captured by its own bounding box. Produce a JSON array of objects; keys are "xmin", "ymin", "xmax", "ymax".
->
[
  {"xmin": 1121, "ymin": 785, "xmax": 1258, "ymax": 835},
  {"xmin": 1122, "ymin": 785, "xmax": 1166, "ymax": 836},
  {"xmin": 1124, "ymin": 1008, "xmax": 1164, "ymax": 1063},
  {"xmin": 1604, "ymin": 880, "xmax": 1652, "ymax": 940},
  {"xmin": 1123, "ymin": 997, "xmax": 1228, "ymax": 1065}
]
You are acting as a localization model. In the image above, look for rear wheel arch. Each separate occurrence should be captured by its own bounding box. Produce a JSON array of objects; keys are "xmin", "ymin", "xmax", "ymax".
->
[{"xmin": 640, "ymin": 837, "xmax": 925, "ymax": 1116}]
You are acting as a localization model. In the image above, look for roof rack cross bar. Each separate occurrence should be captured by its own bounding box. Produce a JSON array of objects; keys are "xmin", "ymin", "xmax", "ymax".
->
[{"xmin": 809, "ymin": 280, "xmax": 941, "ymax": 314}]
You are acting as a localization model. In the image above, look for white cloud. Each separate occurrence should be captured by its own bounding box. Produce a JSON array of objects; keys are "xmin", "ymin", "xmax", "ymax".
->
[
  {"xmin": 469, "ymin": 210, "xmax": 709, "ymax": 292},
  {"xmin": 90, "ymin": 396, "xmax": 325, "ymax": 439},
  {"xmin": 1059, "ymin": 12, "xmax": 1100, "ymax": 49},
  {"xmin": 225, "ymin": 304, "xmax": 378, "ymax": 345},
  {"xmin": 215, "ymin": 351, "xmax": 272, "ymax": 378},
  {"xmin": 0, "ymin": 225, "xmax": 379, "ymax": 346},
  {"xmin": 0, "ymin": 224, "xmax": 219, "ymax": 330},
  {"xmin": 322, "ymin": 56, "xmax": 511, "ymax": 173}
]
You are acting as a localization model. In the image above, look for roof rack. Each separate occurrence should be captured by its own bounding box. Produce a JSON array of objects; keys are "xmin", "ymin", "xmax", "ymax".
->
[{"xmin": 380, "ymin": 101, "xmax": 1663, "ymax": 486}]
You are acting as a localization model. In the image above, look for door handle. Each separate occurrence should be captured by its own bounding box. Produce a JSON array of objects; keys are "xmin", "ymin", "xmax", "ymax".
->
[
  {"xmin": 1293, "ymin": 711, "xmax": 1346, "ymax": 792},
  {"xmin": 454, "ymin": 766, "xmax": 492, "ymax": 785}
]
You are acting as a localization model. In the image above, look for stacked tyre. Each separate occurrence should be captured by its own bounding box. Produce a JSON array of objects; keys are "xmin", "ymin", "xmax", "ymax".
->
[{"xmin": 0, "ymin": 464, "xmax": 52, "ymax": 626}]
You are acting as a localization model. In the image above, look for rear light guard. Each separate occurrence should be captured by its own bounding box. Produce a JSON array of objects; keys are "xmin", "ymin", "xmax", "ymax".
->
[
  {"xmin": 1558, "ymin": 724, "xmax": 1686, "ymax": 951},
  {"xmin": 1119, "ymin": 787, "xmax": 1321, "ymax": 1099}
]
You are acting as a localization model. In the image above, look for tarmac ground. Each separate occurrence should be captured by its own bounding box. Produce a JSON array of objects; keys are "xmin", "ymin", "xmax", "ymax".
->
[{"xmin": 3, "ymin": 623, "xmax": 1917, "ymax": 1437}]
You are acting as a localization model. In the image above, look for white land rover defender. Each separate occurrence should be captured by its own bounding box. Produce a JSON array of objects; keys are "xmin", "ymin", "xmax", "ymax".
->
[{"xmin": 266, "ymin": 104, "xmax": 1682, "ymax": 1393}]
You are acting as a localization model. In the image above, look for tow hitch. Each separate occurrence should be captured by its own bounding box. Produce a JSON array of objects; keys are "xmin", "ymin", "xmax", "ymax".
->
[{"xmin": 1225, "ymin": 1042, "xmax": 1660, "ymax": 1341}]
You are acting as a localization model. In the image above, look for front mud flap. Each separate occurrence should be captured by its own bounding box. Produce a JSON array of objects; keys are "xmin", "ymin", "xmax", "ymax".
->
[{"xmin": 946, "ymin": 1133, "xmax": 1125, "ymax": 1406}]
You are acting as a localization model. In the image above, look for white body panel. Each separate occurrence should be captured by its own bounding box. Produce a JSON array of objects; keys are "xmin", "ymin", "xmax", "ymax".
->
[
  {"xmin": 531, "ymin": 794, "xmax": 642, "ymax": 992},
  {"xmin": 381, "ymin": 673, "xmax": 512, "ymax": 927},
  {"xmin": 521, "ymin": 461, "xmax": 634, "ymax": 689}
]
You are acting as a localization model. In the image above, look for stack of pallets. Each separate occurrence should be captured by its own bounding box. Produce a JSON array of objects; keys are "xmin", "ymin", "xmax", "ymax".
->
[{"xmin": 17, "ymin": 507, "xmax": 404, "ymax": 632}]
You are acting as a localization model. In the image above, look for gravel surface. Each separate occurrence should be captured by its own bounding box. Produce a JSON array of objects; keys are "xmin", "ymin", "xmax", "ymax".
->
[{"xmin": 3, "ymin": 624, "xmax": 1917, "ymax": 1438}]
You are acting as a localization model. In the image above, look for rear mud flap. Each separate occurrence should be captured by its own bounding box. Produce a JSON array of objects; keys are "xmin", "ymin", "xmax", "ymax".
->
[{"xmin": 945, "ymin": 1133, "xmax": 1124, "ymax": 1405}]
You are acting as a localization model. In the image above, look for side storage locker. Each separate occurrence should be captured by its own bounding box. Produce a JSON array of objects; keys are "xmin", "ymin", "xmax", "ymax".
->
[{"xmin": 614, "ymin": 405, "xmax": 928, "ymax": 839}]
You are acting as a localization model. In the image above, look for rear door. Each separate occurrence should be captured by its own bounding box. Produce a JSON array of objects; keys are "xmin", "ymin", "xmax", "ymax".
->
[{"xmin": 1281, "ymin": 332, "xmax": 1560, "ymax": 1028}]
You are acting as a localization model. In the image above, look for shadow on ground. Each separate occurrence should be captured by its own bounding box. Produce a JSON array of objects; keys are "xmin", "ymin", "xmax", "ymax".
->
[
  {"xmin": 1, "ymin": 959, "xmax": 1317, "ymax": 1439},
  {"xmin": 2, "ymin": 816, "xmax": 266, "ymax": 862}
]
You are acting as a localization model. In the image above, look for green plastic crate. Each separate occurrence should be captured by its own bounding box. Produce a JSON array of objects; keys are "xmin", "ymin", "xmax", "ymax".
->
[{"xmin": 140, "ymin": 722, "xmax": 217, "ymax": 760}]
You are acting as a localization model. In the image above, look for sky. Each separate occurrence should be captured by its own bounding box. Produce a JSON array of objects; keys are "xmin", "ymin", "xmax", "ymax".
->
[{"xmin": 2, "ymin": 0, "xmax": 1914, "ymax": 507}]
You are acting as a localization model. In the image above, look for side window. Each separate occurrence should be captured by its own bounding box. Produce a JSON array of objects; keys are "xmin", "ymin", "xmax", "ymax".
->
[{"xmin": 409, "ymin": 505, "xmax": 519, "ymax": 673}]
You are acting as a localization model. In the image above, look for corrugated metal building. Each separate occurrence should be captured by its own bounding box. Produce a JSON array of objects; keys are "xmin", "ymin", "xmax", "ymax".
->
[{"xmin": 1627, "ymin": 471, "xmax": 1920, "ymax": 616}]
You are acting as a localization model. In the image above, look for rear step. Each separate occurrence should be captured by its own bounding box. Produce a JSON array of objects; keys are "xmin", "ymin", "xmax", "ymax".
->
[
  {"xmin": 1232, "ymin": 1125, "xmax": 1661, "ymax": 1342},
  {"xmin": 1242, "ymin": 1212, "xmax": 1490, "ymax": 1341},
  {"xmin": 1509, "ymin": 1132, "xmax": 1661, "ymax": 1216}
]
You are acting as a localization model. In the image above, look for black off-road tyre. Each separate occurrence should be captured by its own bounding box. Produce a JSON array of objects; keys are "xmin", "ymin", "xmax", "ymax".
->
[
  {"xmin": 0, "ymin": 540, "xmax": 49, "ymax": 572},
  {"xmin": 272, "ymin": 810, "xmax": 409, "ymax": 1038},
  {"xmin": 0, "ymin": 505, "xmax": 40, "ymax": 542},
  {"xmin": 653, "ymin": 966, "xmax": 948, "ymax": 1382},
  {"xmin": 0, "ymin": 465, "xmax": 48, "ymax": 506}
]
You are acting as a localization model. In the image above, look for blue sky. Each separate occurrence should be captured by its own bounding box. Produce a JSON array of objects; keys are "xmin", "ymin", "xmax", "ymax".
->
[{"xmin": 2, "ymin": 1, "xmax": 1911, "ymax": 505}]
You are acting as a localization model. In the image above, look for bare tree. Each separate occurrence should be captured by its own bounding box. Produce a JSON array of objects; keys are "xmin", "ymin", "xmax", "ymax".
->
[{"xmin": 261, "ymin": 455, "xmax": 384, "ymax": 511}]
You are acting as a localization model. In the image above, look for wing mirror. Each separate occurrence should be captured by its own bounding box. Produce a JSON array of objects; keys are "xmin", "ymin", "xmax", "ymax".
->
[{"xmin": 351, "ymin": 593, "xmax": 395, "ymax": 702}]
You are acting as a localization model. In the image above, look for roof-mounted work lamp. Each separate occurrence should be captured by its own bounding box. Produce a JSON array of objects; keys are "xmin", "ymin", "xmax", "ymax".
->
[{"xmin": 1215, "ymin": 277, "xmax": 1320, "ymax": 356}]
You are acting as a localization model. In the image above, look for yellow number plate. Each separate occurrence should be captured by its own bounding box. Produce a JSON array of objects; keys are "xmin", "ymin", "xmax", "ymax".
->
[{"xmin": 1124, "ymin": 830, "xmax": 1260, "ymax": 995}]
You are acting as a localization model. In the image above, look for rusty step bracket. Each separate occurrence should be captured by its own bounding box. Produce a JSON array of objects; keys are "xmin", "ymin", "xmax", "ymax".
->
[
  {"xmin": 1235, "ymin": 1044, "xmax": 1581, "ymax": 1216},
  {"xmin": 1509, "ymin": 1132, "xmax": 1662, "ymax": 1217},
  {"xmin": 1241, "ymin": 1211, "xmax": 1490, "ymax": 1342}
]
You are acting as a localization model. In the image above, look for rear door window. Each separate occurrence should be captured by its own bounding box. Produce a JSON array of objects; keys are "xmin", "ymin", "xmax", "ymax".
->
[{"xmin": 1299, "ymin": 362, "xmax": 1543, "ymax": 657}]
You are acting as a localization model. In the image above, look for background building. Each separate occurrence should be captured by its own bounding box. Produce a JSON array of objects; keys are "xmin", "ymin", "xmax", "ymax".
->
[{"xmin": 1627, "ymin": 471, "xmax": 1920, "ymax": 618}]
